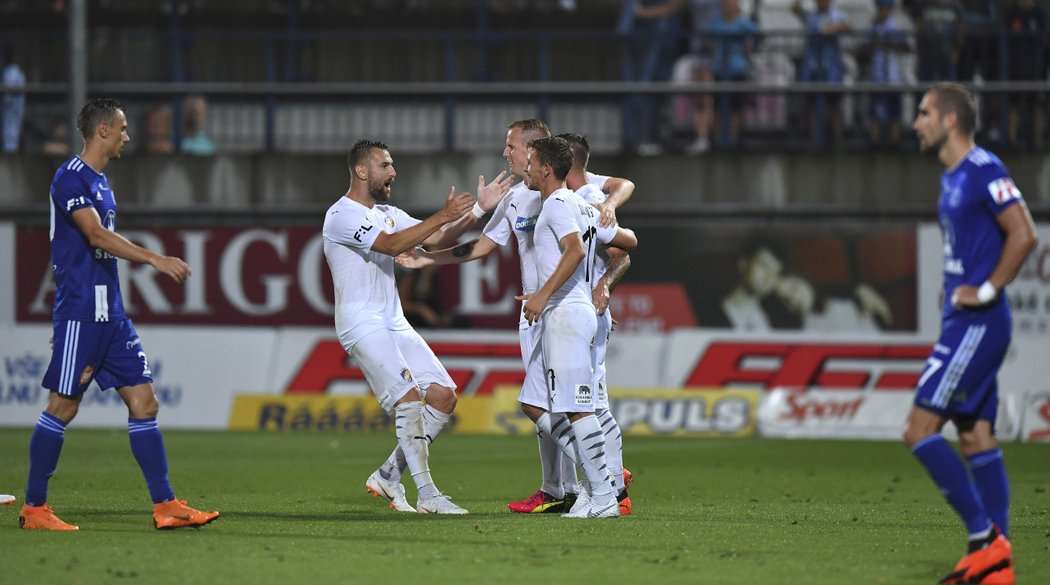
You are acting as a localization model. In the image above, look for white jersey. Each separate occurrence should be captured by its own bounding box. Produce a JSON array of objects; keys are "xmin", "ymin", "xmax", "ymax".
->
[
  {"xmin": 575, "ymin": 182, "xmax": 610, "ymax": 286},
  {"xmin": 534, "ymin": 188, "xmax": 617, "ymax": 312},
  {"xmin": 483, "ymin": 172, "xmax": 609, "ymax": 327},
  {"xmin": 322, "ymin": 196, "xmax": 419, "ymax": 349}
]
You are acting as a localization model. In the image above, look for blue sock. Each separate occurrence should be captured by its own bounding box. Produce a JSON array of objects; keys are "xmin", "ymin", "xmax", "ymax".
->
[
  {"xmin": 912, "ymin": 434, "xmax": 991, "ymax": 538},
  {"xmin": 128, "ymin": 418, "xmax": 175, "ymax": 504},
  {"xmin": 969, "ymin": 448, "xmax": 1010, "ymax": 537},
  {"xmin": 25, "ymin": 412, "xmax": 67, "ymax": 507}
]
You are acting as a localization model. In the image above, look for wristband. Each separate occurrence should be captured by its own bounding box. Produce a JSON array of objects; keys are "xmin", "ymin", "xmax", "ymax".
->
[
  {"xmin": 977, "ymin": 281, "xmax": 997, "ymax": 304},
  {"xmin": 470, "ymin": 202, "xmax": 486, "ymax": 219}
]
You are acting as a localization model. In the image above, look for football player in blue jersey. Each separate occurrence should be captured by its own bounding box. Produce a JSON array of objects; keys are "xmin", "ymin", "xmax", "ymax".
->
[
  {"xmin": 18, "ymin": 98, "xmax": 219, "ymax": 531},
  {"xmin": 906, "ymin": 83, "xmax": 1038, "ymax": 585}
]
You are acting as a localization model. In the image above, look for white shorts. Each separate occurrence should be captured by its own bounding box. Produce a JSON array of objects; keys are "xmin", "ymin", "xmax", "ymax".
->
[
  {"xmin": 540, "ymin": 303, "xmax": 597, "ymax": 414},
  {"xmin": 517, "ymin": 323, "xmax": 549, "ymax": 410},
  {"xmin": 592, "ymin": 310, "xmax": 612, "ymax": 410},
  {"xmin": 348, "ymin": 327, "xmax": 455, "ymax": 413}
]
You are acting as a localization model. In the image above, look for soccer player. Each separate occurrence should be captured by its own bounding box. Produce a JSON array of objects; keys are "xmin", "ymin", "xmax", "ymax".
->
[
  {"xmin": 557, "ymin": 132, "xmax": 634, "ymax": 515},
  {"xmin": 396, "ymin": 119, "xmax": 636, "ymax": 514},
  {"xmin": 19, "ymin": 98, "xmax": 219, "ymax": 531},
  {"xmin": 324, "ymin": 138, "xmax": 510, "ymax": 515},
  {"xmin": 520, "ymin": 136, "xmax": 636, "ymax": 518},
  {"xmin": 906, "ymin": 83, "xmax": 1038, "ymax": 585}
]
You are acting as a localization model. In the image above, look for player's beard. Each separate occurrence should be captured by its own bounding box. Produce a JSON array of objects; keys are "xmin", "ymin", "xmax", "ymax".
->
[{"xmin": 369, "ymin": 178, "xmax": 392, "ymax": 202}]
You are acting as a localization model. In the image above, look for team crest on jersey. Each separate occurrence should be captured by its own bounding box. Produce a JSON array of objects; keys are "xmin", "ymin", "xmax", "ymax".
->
[
  {"xmin": 575, "ymin": 384, "xmax": 593, "ymax": 406},
  {"xmin": 514, "ymin": 216, "xmax": 537, "ymax": 232},
  {"xmin": 987, "ymin": 178, "xmax": 1021, "ymax": 204},
  {"xmin": 78, "ymin": 365, "xmax": 95, "ymax": 386},
  {"xmin": 400, "ymin": 368, "xmax": 413, "ymax": 383},
  {"xmin": 385, "ymin": 216, "xmax": 396, "ymax": 229}
]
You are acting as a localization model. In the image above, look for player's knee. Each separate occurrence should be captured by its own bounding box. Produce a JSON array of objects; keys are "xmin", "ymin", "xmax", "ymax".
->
[
  {"xmin": 45, "ymin": 393, "xmax": 79, "ymax": 424},
  {"xmin": 425, "ymin": 385, "xmax": 457, "ymax": 414},
  {"xmin": 128, "ymin": 393, "xmax": 159, "ymax": 418},
  {"xmin": 902, "ymin": 426, "xmax": 934, "ymax": 447}
]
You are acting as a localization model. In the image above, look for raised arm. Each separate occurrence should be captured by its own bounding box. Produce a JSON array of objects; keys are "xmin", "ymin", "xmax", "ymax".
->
[
  {"xmin": 72, "ymin": 207, "xmax": 190, "ymax": 283},
  {"xmin": 423, "ymin": 172, "xmax": 513, "ymax": 248},
  {"xmin": 371, "ymin": 189, "xmax": 474, "ymax": 256}
]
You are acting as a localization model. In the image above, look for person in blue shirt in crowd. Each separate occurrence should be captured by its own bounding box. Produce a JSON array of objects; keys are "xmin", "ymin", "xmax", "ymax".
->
[
  {"xmin": 706, "ymin": 0, "xmax": 758, "ymax": 147},
  {"xmin": 792, "ymin": 0, "xmax": 851, "ymax": 145}
]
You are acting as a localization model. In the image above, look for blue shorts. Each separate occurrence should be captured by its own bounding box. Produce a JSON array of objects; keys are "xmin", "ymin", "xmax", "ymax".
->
[
  {"xmin": 42, "ymin": 318, "xmax": 154, "ymax": 396},
  {"xmin": 914, "ymin": 314, "xmax": 1010, "ymax": 421}
]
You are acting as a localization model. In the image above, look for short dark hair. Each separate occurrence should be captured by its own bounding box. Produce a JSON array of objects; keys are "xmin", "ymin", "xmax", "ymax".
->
[
  {"xmin": 347, "ymin": 139, "xmax": 389, "ymax": 173},
  {"xmin": 929, "ymin": 83, "xmax": 977, "ymax": 136},
  {"xmin": 77, "ymin": 98, "xmax": 124, "ymax": 140},
  {"xmin": 527, "ymin": 136, "xmax": 573, "ymax": 180},
  {"xmin": 556, "ymin": 132, "xmax": 590, "ymax": 172},
  {"xmin": 508, "ymin": 119, "xmax": 551, "ymax": 143}
]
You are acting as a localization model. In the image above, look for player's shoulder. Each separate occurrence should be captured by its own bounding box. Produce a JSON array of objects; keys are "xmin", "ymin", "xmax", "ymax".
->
[
  {"xmin": 963, "ymin": 147, "xmax": 1007, "ymax": 175},
  {"xmin": 52, "ymin": 157, "xmax": 93, "ymax": 190},
  {"xmin": 575, "ymin": 183, "xmax": 606, "ymax": 205}
]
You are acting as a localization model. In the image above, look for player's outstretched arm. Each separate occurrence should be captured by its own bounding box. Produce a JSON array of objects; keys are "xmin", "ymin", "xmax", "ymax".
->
[
  {"xmin": 396, "ymin": 235, "xmax": 499, "ymax": 269},
  {"xmin": 371, "ymin": 188, "xmax": 474, "ymax": 257},
  {"xmin": 71, "ymin": 207, "xmax": 191, "ymax": 283},
  {"xmin": 424, "ymin": 172, "xmax": 513, "ymax": 248}
]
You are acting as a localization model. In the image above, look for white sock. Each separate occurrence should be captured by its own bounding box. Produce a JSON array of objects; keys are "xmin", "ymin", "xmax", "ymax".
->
[
  {"xmin": 381, "ymin": 404, "xmax": 450, "ymax": 484},
  {"xmin": 555, "ymin": 415, "xmax": 579, "ymax": 496},
  {"xmin": 535, "ymin": 412, "xmax": 578, "ymax": 468},
  {"xmin": 570, "ymin": 415, "xmax": 615, "ymax": 503},
  {"xmin": 393, "ymin": 401, "xmax": 438, "ymax": 499},
  {"xmin": 536, "ymin": 421, "xmax": 564, "ymax": 498},
  {"xmin": 596, "ymin": 408, "xmax": 624, "ymax": 493}
]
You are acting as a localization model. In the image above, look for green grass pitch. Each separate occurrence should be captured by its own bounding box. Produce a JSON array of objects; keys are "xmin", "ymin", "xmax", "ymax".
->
[{"xmin": 1, "ymin": 429, "xmax": 1047, "ymax": 585}]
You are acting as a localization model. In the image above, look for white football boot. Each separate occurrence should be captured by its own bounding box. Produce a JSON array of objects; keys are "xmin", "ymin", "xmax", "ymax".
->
[{"xmin": 365, "ymin": 470, "xmax": 416, "ymax": 512}]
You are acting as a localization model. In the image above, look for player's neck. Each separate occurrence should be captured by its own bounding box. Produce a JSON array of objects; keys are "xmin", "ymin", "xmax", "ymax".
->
[
  {"xmin": 539, "ymin": 180, "xmax": 565, "ymax": 200},
  {"xmin": 940, "ymin": 136, "xmax": 976, "ymax": 171},
  {"xmin": 78, "ymin": 146, "xmax": 110, "ymax": 174},
  {"xmin": 565, "ymin": 169, "xmax": 585, "ymax": 191},
  {"xmin": 345, "ymin": 186, "xmax": 376, "ymax": 208}
]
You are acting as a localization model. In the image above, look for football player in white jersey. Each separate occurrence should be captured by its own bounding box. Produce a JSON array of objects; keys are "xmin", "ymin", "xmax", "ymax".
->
[
  {"xmin": 396, "ymin": 120, "xmax": 637, "ymax": 514},
  {"xmin": 323, "ymin": 139, "xmax": 511, "ymax": 514},
  {"xmin": 519, "ymin": 136, "xmax": 636, "ymax": 518},
  {"xmin": 557, "ymin": 132, "xmax": 634, "ymax": 515}
]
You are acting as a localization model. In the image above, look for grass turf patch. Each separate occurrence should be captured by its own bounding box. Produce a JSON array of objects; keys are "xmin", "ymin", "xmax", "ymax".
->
[{"xmin": 1, "ymin": 429, "xmax": 1047, "ymax": 584}]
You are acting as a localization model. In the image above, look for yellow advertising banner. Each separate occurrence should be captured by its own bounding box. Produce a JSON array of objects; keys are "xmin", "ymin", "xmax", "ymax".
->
[{"xmin": 230, "ymin": 387, "xmax": 758, "ymax": 437}]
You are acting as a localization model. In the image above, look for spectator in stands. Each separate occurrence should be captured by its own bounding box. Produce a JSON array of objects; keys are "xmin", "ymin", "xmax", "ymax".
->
[
  {"xmin": 144, "ymin": 105, "xmax": 174, "ymax": 154},
  {"xmin": 670, "ymin": 0, "xmax": 720, "ymax": 154},
  {"xmin": 620, "ymin": 0, "xmax": 687, "ymax": 155},
  {"xmin": 792, "ymin": 0, "xmax": 851, "ymax": 146},
  {"xmin": 1, "ymin": 43, "xmax": 26, "ymax": 153},
  {"xmin": 957, "ymin": 0, "xmax": 1001, "ymax": 83},
  {"xmin": 865, "ymin": 0, "xmax": 910, "ymax": 144},
  {"xmin": 1005, "ymin": 0, "xmax": 1047, "ymax": 148},
  {"xmin": 706, "ymin": 0, "xmax": 759, "ymax": 148},
  {"xmin": 179, "ymin": 95, "xmax": 215, "ymax": 156},
  {"xmin": 41, "ymin": 119, "xmax": 70, "ymax": 157},
  {"xmin": 909, "ymin": 0, "xmax": 963, "ymax": 82}
]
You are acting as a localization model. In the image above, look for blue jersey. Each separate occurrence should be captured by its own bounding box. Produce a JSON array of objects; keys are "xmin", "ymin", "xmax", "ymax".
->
[
  {"xmin": 938, "ymin": 147, "xmax": 1023, "ymax": 321},
  {"xmin": 49, "ymin": 156, "xmax": 126, "ymax": 322}
]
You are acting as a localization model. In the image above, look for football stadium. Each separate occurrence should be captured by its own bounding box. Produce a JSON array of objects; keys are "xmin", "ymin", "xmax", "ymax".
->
[{"xmin": 1, "ymin": 1, "xmax": 1048, "ymax": 584}]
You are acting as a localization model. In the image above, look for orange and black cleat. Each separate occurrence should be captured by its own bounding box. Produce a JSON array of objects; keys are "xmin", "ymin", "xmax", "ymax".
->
[
  {"xmin": 939, "ymin": 532, "xmax": 1013, "ymax": 585},
  {"xmin": 153, "ymin": 499, "xmax": 220, "ymax": 530},
  {"xmin": 18, "ymin": 503, "xmax": 78, "ymax": 531}
]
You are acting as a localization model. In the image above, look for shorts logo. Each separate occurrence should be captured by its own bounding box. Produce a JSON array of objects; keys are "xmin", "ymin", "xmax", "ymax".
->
[
  {"xmin": 575, "ymin": 384, "xmax": 592, "ymax": 406},
  {"xmin": 78, "ymin": 365, "xmax": 95, "ymax": 386},
  {"xmin": 400, "ymin": 368, "xmax": 414, "ymax": 383}
]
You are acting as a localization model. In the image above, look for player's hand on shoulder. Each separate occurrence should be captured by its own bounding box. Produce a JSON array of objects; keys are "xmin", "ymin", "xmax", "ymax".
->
[
  {"xmin": 151, "ymin": 255, "xmax": 191, "ymax": 284},
  {"xmin": 598, "ymin": 201, "xmax": 617, "ymax": 228},
  {"xmin": 476, "ymin": 171, "xmax": 513, "ymax": 212}
]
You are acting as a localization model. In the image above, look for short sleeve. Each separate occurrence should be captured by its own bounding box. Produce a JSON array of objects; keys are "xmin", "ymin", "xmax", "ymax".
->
[
  {"xmin": 388, "ymin": 206, "xmax": 422, "ymax": 232},
  {"xmin": 327, "ymin": 205, "xmax": 382, "ymax": 251},
  {"xmin": 50, "ymin": 173, "xmax": 93, "ymax": 218},
  {"xmin": 482, "ymin": 191, "xmax": 513, "ymax": 246},
  {"xmin": 595, "ymin": 224, "xmax": 618, "ymax": 246},
  {"xmin": 981, "ymin": 172, "xmax": 1023, "ymax": 217},
  {"xmin": 545, "ymin": 197, "xmax": 581, "ymax": 241},
  {"xmin": 584, "ymin": 171, "xmax": 610, "ymax": 190}
]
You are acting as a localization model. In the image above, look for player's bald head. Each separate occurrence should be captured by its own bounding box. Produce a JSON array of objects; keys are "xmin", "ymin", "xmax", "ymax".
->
[{"xmin": 508, "ymin": 119, "xmax": 551, "ymax": 143}]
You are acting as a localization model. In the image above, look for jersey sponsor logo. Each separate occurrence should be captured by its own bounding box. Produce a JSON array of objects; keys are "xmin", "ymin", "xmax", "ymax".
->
[
  {"xmin": 513, "ymin": 216, "xmax": 537, "ymax": 232},
  {"xmin": 65, "ymin": 196, "xmax": 88, "ymax": 211},
  {"xmin": 944, "ymin": 258, "xmax": 964, "ymax": 274},
  {"xmin": 988, "ymin": 178, "xmax": 1021, "ymax": 205},
  {"xmin": 352, "ymin": 224, "xmax": 374, "ymax": 243}
]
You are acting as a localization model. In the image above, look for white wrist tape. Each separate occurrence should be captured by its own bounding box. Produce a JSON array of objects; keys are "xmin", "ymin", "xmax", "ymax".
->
[
  {"xmin": 977, "ymin": 281, "xmax": 997, "ymax": 304},
  {"xmin": 470, "ymin": 202, "xmax": 486, "ymax": 219}
]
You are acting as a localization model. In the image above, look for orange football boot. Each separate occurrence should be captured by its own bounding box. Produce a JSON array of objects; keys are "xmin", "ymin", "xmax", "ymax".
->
[
  {"xmin": 18, "ymin": 504, "xmax": 78, "ymax": 531},
  {"xmin": 153, "ymin": 499, "xmax": 220, "ymax": 529},
  {"xmin": 939, "ymin": 533, "xmax": 1013, "ymax": 585}
]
